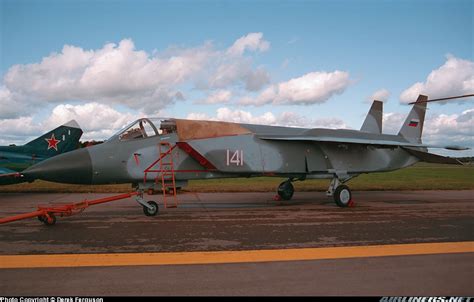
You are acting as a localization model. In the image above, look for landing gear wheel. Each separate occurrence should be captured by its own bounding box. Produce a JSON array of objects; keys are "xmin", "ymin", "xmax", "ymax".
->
[
  {"xmin": 277, "ymin": 180, "xmax": 294, "ymax": 201},
  {"xmin": 42, "ymin": 214, "xmax": 56, "ymax": 226},
  {"xmin": 143, "ymin": 201, "xmax": 159, "ymax": 216},
  {"xmin": 334, "ymin": 185, "xmax": 352, "ymax": 208}
]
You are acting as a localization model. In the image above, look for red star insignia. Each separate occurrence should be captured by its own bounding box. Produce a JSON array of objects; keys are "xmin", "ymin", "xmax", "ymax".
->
[{"xmin": 45, "ymin": 133, "xmax": 60, "ymax": 151}]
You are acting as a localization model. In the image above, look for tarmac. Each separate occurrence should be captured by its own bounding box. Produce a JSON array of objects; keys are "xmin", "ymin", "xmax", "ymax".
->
[{"xmin": 0, "ymin": 190, "xmax": 473, "ymax": 296}]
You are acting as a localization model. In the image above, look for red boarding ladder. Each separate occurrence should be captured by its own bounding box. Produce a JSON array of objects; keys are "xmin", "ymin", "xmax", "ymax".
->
[{"xmin": 144, "ymin": 142, "xmax": 178, "ymax": 208}]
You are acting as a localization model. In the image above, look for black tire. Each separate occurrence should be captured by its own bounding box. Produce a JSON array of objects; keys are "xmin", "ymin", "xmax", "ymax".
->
[
  {"xmin": 334, "ymin": 185, "xmax": 352, "ymax": 208},
  {"xmin": 277, "ymin": 180, "xmax": 294, "ymax": 201},
  {"xmin": 143, "ymin": 201, "xmax": 159, "ymax": 216},
  {"xmin": 38, "ymin": 215, "xmax": 46, "ymax": 223},
  {"xmin": 166, "ymin": 187, "xmax": 181, "ymax": 194},
  {"xmin": 43, "ymin": 214, "xmax": 56, "ymax": 226}
]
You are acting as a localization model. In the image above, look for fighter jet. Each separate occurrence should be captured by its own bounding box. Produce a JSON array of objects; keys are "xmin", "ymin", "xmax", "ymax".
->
[
  {"xmin": 0, "ymin": 120, "xmax": 83, "ymax": 185},
  {"xmin": 22, "ymin": 95, "xmax": 469, "ymax": 215}
]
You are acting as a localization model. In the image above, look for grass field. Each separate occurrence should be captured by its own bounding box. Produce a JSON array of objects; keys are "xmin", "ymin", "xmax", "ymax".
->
[{"xmin": 0, "ymin": 163, "xmax": 472, "ymax": 193}]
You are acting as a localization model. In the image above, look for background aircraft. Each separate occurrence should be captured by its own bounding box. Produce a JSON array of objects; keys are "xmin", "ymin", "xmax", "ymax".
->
[
  {"xmin": 22, "ymin": 95, "xmax": 468, "ymax": 215},
  {"xmin": 0, "ymin": 120, "xmax": 83, "ymax": 185}
]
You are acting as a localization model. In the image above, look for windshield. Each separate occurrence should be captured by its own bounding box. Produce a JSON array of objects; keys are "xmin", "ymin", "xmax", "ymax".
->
[{"xmin": 108, "ymin": 118, "xmax": 177, "ymax": 141}]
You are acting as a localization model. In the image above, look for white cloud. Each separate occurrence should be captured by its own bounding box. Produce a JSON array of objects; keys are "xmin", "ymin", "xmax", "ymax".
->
[
  {"xmin": 239, "ymin": 71, "xmax": 351, "ymax": 106},
  {"xmin": 226, "ymin": 32, "xmax": 270, "ymax": 56},
  {"xmin": 0, "ymin": 86, "xmax": 32, "ymax": 119},
  {"xmin": 44, "ymin": 103, "xmax": 139, "ymax": 140},
  {"xmin": 214, "ymin": 108, "xmax": 277, "ymax": 125},
  {"xmin": 424, "ymin": 109, "xmax": 474, "ymax": 146},
  {"xmin": 310, "ymin": 117, "xmax": 349, "ymax": 129},
  {"xmin": 243, "ymin": 67, "xmax": 271, "ymax": 91},
  {"xmin": 186, "ymin": 107, "xmax": 348, "ymax": 129},
  {"xmin": 0, "ymin": 103, "xmax": 139, "ymax": 143},
  {"xmin": 186, "ymin": 112, "xmax": 210, "ymax": 121},
  {"xmin": 205, "ymin": 59, "xmax": 270, "ymax": 91},
  {"xmin": 195, "ymin": 90, "xmax": 232, "ymax": 104},
  {"xmin": 1, "ymin": 34, "xmax": 273, "ymax": 119},
  {"xmin": 383, "ymin": 109, "xmax": 473, "ymax": 149},
  {"xmin": 400, "ymin": 55, "xmax": 474, "ymax": 103},
  {"xmin": 368, "ymin": 88, "xmax": 390, "ymax": 103},
  {"xmin": 382, "ymin": 112, "xmax": 405, "ymax": 134},
  {"xmin": 2, "ymin": 39, "xmax": 214, "ymax": 113},
  {"xmin": 0, "ymin": 116, "xmax": 41, "ymax": 140},
  {"xmin": 199, "ymin": 33, "xmax": 270, "ymax": 91}
]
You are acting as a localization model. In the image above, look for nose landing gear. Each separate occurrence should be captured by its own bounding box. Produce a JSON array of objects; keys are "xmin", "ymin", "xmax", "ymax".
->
[
  {"xmin": 142, "ymin": 200, "xmax": 159, "ymax": 216},
  {"xmin": 136, "ymin": 190, "xmax": 160, "ymax": 216}
]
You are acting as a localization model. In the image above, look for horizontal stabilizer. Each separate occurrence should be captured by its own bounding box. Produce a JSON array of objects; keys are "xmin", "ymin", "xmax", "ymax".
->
[{"xmin": 403, "ymin": 148, "xmax": 465, "ymax": 165}]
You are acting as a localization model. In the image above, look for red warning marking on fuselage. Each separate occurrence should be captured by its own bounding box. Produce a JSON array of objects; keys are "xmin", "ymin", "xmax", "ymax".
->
[{"xmin": 134, "ymin": 153, "xmax": 140, "ymax": 166}]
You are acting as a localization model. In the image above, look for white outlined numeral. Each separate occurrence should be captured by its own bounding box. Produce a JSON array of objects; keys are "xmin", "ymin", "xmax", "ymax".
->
[{"xmin": 226, "ymin": 149, "xmax": 244, "ymax": 166}]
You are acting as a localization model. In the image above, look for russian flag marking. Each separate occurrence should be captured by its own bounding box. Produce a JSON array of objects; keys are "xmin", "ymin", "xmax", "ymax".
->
[{"xmin": 408, "ymin": 119, "xmax": 419, "ymax": 127}]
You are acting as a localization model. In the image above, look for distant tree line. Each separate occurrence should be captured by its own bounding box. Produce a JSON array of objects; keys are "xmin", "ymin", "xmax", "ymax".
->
[
  {"xmin": 458, "ymin": 157, "xmax": 474, "ymax": 165},
  {"xmin": 80, "ymin": 140, "xmax": 104, "ymax": 148}
]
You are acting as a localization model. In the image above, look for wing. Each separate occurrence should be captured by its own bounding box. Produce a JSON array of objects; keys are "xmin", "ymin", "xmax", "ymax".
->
[{"xmin": 257, "ymin": 134, "xmax": 469, "ymax": 150}]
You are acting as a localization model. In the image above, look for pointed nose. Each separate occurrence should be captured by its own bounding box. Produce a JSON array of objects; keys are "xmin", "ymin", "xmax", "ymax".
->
[{"xmin": 23, "ymin": 148, "xmax": 93, "ymax": 184}]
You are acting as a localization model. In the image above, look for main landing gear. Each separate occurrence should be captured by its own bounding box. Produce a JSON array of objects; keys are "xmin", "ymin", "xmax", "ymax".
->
[
  {"xmin": 327, "ymin": 178, "xmax": 354, "ymax": 207},
  {"xmin": 277, "ymin": 179, "xmax": 295, "ymax": 201}
]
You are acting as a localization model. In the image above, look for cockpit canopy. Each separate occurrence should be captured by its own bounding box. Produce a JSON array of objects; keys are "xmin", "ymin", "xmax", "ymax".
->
[{"xmin": 110, "ymin": 118, "xmax": 177, "ymax": 141}]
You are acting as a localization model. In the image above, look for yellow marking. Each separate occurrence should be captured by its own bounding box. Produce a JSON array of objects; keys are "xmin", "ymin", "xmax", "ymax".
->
[{"xmin": 0, "ymin": 242, "xmax": 472, "ymax": 269}]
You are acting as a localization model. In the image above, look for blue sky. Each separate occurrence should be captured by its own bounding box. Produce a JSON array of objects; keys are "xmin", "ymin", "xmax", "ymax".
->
[{"xmin": 0, "ymin": 0, "xmax": 473, "ymax": 155}]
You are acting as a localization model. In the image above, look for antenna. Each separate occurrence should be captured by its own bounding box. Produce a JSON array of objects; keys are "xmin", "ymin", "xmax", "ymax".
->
[{"xmin": 408, "ymin": 94, "xmax": 474, "ymax": 104}]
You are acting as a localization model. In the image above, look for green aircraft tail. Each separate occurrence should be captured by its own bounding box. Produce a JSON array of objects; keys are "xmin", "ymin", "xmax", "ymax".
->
[{"xmin": 25, "ymin": 120, "xmax": 83, "ymax": 157}]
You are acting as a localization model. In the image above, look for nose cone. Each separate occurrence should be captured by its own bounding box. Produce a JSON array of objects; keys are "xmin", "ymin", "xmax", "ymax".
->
[{"xmin": 23, "ymin": 148, "xmax": 93, "ymax": 184}]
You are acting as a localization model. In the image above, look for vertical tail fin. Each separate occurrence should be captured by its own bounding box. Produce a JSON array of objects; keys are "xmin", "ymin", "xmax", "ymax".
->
[
  {"xmin": 398, "ymin": 95, "xmax": 428, "ymax": 143},
  {"xmin": 25, "ymin": 120, "xmax": 83, "ymax": 156},
  {"xmin": 360, "ymin": 100, "xmax": 383, "ymax": 134}
]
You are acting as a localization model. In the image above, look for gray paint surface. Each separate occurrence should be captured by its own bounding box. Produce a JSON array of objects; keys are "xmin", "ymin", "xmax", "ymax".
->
[{"xmin": 22, "ymin": 95, "xmax": 463, "ymax": 186}]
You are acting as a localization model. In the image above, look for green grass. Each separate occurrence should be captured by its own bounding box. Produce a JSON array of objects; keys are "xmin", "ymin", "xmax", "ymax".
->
[{"xmin": 0, "ymin": 163, "xmax": 472, "ymax": 193}]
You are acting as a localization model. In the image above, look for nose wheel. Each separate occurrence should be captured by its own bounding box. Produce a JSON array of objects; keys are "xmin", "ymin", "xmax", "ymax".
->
[
  {"xmin": 143, "ymin": 200, "xmax": 159, "ymax": 216},
  {"xmin": 135, "ymin": 190, "xmax": 160, "ymax": 216}
]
